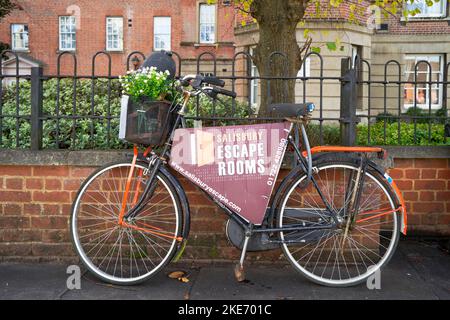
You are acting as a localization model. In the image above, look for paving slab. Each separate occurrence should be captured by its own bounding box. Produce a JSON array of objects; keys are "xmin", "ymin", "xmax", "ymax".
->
[
  {"xmin": 0, "ymin": 239, "xmax": 448, "ymax": 300},
  {"xmin": 60, "ymin": 266, "xmax": 198, "ymax": 300},
  {"xmin": 0, "ymin": 263, "xmax": 67, "ymax": 300}
]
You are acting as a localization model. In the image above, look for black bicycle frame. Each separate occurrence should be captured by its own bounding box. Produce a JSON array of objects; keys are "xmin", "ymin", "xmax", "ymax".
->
[{"xmin": 124, "ymin": 110, "xmax": 341, "ymax": 239}]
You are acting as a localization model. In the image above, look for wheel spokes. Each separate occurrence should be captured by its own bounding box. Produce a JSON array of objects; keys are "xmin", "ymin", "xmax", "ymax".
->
[
  {"xmin": 281, "ymin": 164, "xmax": 398, "ymax": 284},
  {"xmin": 72, "ymin": 163, "xmax": 179, "ymax": 282}
]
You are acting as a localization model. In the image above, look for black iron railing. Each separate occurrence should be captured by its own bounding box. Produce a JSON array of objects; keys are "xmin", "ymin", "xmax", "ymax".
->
[{"xmin": 0, "ymin": 50, "xmax": 448, "ymax": 150}]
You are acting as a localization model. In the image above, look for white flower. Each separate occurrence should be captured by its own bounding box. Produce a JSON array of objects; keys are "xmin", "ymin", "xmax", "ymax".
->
[{"xmin": 140, "ymin": 89, "xmax": 144, "ymax": 93}]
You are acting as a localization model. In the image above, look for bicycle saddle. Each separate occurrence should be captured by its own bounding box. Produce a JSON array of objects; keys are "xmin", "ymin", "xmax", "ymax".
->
[{"xmin": 268, "ymin": 102, "xmax": 315, "ymax": 118}]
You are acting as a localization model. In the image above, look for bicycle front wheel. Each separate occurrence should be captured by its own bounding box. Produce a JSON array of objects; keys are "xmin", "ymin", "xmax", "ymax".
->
[
  {"xmin": 70, "ymin": 161, "xmax": 182, "ymax": 285},
  {"xmin": 278, "ymin": 156, "xmax": 400, "ymax": 287}
]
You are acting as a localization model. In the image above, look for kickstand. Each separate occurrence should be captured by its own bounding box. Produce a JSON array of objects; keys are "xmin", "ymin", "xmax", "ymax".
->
[{"xmin": 234, "ymin": 226, "xmax": 252, "ymax": 282}]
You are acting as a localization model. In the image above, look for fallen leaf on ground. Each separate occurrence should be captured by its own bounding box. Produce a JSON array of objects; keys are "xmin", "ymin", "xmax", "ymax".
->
[
  {"xmin": 168, "ymin": 271, "xmax": 185, "ymax": 279},
  {"xmin": 178, "ymin": 277, "xmax": 189, "ymax": 283}
]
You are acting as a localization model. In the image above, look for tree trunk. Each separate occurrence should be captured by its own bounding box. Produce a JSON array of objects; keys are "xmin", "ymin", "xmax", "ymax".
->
[{"xmin": 250, "ymin": 0, "xmax": 308, "ymax": 117}]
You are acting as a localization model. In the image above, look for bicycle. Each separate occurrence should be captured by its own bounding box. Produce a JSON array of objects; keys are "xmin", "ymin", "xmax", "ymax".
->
[{"xmin": 70, "ymin": 73, "xmax": 407, "ymax": 287}]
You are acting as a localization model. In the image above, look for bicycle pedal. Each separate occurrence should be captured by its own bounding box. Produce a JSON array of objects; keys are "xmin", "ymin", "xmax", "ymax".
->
[{"xmin": 234, "ymin": 264, "xmax": 246, "ymax": 282}]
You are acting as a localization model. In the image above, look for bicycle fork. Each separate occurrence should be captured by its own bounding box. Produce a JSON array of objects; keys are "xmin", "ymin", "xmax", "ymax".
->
[{"xmin": 123, "ymin": 156, "xmax": 162, "ymax": 221}]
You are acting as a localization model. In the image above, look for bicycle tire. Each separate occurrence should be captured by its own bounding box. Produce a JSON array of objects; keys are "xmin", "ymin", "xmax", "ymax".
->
[
  {"xmin": 70, "ymin": 161, "xmax": 183, "ymax": 285},
  {"xmin": 277, "ymin": 155, "xmax": 401, "ymax": 287}
]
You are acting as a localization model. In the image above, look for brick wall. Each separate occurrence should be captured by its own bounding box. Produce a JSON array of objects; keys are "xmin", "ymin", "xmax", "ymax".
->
[
  {"xmin": 383, "ymin": 14, "xmax": 450, "ymax": 35},
  {"xmin": 236, "ymin": 0, "xmax": 450, "ymax": 35},
  {"xmin": 388, "ymin": 158, "xmax": 450, "ymax": 235},
  {"xmin": 0, "ymin": 150, "xmax": 449, "ymax": 263}
]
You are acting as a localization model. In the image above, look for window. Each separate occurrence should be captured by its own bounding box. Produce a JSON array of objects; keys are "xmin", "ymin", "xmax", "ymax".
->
[
  {"xmin": 199, "ymin": 4, "xmax": 216, "ymax": 43},
  {"xmin": 59, "ymin": 16, "xmax": 76, "ymax": 51},
  {"xmin": 106, "ymin": 17, "xmax": 123, "ymax": 51},
  {"xmin": 351, "ymin": 45, "xmax": 361, "ymax": 68},
  {"xmin": 297, "ymin": 57, "xmax": 311, "ymax": 78},
  {"xmin": 154, "ymin": 17, "xmax": 171, "ymax": 51},
  {"xmin": 406, "ymin": 0, "xmax": 447, "ymax": 18},
  {"xmin": 404, "ymin": 54, "xmax": 444, "ymax": 109},
  {"xmin": 11, "ymin": 24, "xmax": 29, "ymax": 50},
  {"xmin": 249, "ymin": 47, "xmax": 259, "ymax": 107}
]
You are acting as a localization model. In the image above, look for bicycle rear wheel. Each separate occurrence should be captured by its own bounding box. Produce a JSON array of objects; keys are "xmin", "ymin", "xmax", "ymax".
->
[
  {"xmin": 277, "ymin": 156, "xmax": 400, "ymax": 287},
  {"xmin": 70, "ymin": 161, "xmax": 182, "ymax": 285}
]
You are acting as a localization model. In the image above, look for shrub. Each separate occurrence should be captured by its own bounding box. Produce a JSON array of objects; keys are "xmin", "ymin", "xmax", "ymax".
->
[
  {"xmin": 1, "ymin": 78, "xmax": 125, "ymax": 149},
  {"xmin": 375, "ymin": 108, "xmax": 447, "ymax": 125},
  {"xmin": 375, "ymin": 112, "xmax": 397, "ymax": 124},
  {"xmin": 304, "ymin": 123, "xmax": 341, "ymax": 146},
  {"xmin": 185, "ymin": 94, "xmax": 254, "ymax": 127},
  {"xmin": 1, "ymin": 80, "xmax": 448, "ymax": 149},
  {"xmin": 435, "ymin": 107, "xmax": 448, "ymax": 125},
  {"xmin": 356, "ymin": 121, "xmax": 448, "ymax": 146},
  {"xmin": 401, "ymin": 107, "xmax": 427, "ymax": 123}
]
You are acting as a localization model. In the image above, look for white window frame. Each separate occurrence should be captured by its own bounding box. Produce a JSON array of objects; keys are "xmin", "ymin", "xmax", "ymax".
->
[
  {"xmin": 249, "ymin": 47, "xmax": 259, "ymax": 107},
  {"xmin": 405, "ymin": 0, "xmax": 447, "ymax": 18},
  {"xmin": 199, "ymin": 3, "xmax": 216, "ymax": 44},
  {"xmin": 153, "ymin": 17, "xmax": 171, "ymax": 51},
  {"xmin": 106, "ymin": 17, "xmax": 123, "ymax": 51},
  {"xmin": 351, "ymin": 45, "xmax": 360, "ymax": 68},
  {"xmin": 59, "ymin": 16, "xmax": 76, "ymax": 51},
  {"xmin": 403, "ymin": 54, "xmax": 444, "ymax": 110},
  {"xmin": 11, "ymin": 24, "xmax": 29, "ymax": 51},
  {"xmin": 297, "ymin": 57, "xmax": 311, "ymax": 78}
]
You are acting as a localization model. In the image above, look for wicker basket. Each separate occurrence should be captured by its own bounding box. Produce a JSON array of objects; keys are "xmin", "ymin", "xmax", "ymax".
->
[{"xmin": 119, "ymin": 96, "xmax": 174, "ymax": 146}]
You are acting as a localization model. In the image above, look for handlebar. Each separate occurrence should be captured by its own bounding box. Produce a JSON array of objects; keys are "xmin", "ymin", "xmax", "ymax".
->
[
  {"xmin": 203, "ymin": 76, "xmax": 225, "ymax": 87},
  {"xmin": 207, "ymin": 86, "xmax": 237, "ymax": 99},
  {"xmin": 178, "ymin": 74, "xmax": 235, "ymax": 98}
]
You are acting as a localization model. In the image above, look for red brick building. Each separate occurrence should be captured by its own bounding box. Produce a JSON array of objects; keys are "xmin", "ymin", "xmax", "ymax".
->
[
  {"xmin": 0, "ymin": 0, "xmax": 236, "ymax": 75},
  {"xmin": 234, "ymin": 0, "xmax": 450, "ymax": 114}
]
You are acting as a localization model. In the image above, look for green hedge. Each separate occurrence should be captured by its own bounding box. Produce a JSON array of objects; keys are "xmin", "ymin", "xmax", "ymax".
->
[
  {"xmin": 1, "ymin": 80, "xmax": 448, "ymax": 148},
  {"xmin": 185, "ymin": 94, "xmax": 253, "ymax": 127},
  {"xmin": 357, "ymin": 121, "xmax": 449, "ymax": 146},
  {"xmin": 305, "ymin": 122, "xmax": 448, "ymax": 146},
  {"xmin": 0, "ymin": 80, "xmax": 252, "ymax": 149},
  {"xmin": 1, "ymin": 79, "xmax": 125, "ymax": 149}
]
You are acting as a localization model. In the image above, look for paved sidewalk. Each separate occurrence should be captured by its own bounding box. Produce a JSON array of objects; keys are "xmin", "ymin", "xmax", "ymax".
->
[{"xmin": 0, "ymin": 239, "xmax": 449, "ymax": 300}]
